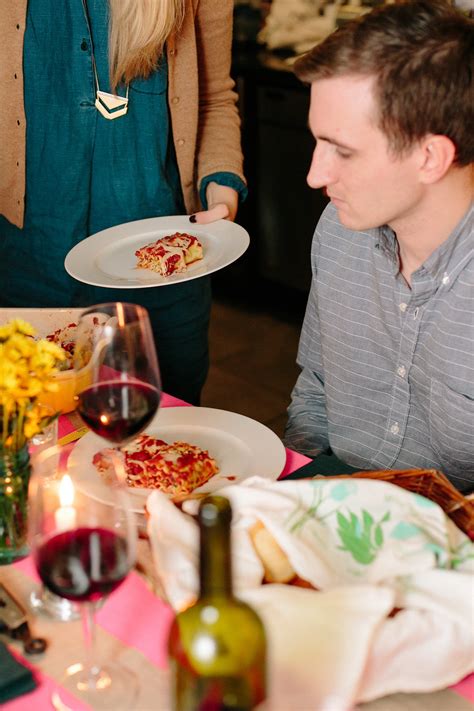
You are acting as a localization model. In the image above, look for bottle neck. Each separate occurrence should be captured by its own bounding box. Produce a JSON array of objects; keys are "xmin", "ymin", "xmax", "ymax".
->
[{"xmin": 199, "ymin": 513, "xmax": 233, "ymax": 599}]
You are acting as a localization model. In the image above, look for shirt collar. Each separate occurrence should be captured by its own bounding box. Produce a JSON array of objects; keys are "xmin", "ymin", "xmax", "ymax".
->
[
  {"xmin": 419, "ymin": 202, "xmax": 473, "ymax": 287},
  {"xmin": 376, "ymin": 202, "xmax": 473, "ymax": 289}
]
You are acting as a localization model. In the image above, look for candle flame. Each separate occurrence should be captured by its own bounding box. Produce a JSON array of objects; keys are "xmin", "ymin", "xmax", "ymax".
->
[
  {"xmin": 59, "ymin": 474, "xmax": 75, "ymax": 507},
  {"xmin": 117, "ymin": 302, "xmax": 125, "ymax": 327}
]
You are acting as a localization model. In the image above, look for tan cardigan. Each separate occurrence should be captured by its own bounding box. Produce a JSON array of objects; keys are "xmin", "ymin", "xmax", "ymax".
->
[{"xmin": 0, "ymin": 0, "xmax": 244, "ymax": 228}]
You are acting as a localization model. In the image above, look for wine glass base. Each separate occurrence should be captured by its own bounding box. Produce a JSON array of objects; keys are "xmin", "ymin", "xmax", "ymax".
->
[
  {"xmin": 57, "ymin": 661, "xmax": 138, "ymax": 710},
  {"xmin": 30, "ymin": 587, "xmax": 81, "ymax": 621}
]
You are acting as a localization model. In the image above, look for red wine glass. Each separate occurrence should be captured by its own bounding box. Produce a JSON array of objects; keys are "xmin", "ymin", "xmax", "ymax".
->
[
  {"xmin": 29, "ymin": 444, "xmax": 138, "ymax": 709},
  {"xmin": 73, "ymin": 302, "xmax": 161, "ymax": 448}
]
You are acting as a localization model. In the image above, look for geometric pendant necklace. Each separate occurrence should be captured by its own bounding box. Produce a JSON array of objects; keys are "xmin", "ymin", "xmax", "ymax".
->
[
  {"xmin": 95, "ymin": 87, "xmax": 129, "ymax": 120},
  {"xmin": 80, "ymin": 0, "xmax": 129, "ymax": 120}
]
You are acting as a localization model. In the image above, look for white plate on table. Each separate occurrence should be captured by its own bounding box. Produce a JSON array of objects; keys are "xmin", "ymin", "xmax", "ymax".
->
[
  {"xmin": 69, "ymin": 407, "xmax": 286, "ymax": 513},
  {"xmin": 64, "ymin": 216, "xmax": 250, "ymax": 288}
]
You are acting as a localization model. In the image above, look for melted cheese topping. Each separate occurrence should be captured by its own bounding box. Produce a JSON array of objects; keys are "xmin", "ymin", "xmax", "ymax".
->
[{"xmin": 135, "ymin": 232, "xmax": 203, "ymax": 276}]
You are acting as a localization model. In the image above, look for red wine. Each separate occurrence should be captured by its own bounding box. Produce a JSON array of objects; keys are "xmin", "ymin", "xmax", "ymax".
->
[
  {"xmin": 77, "ymin": 380, "xmax": 160, "ymax": 443},
  {"xmin": 36, "ymin": 527, "xmax": 130, "ymax": 602}
]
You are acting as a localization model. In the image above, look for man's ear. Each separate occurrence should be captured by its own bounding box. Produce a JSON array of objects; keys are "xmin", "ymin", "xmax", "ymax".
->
[{"xmin": 419, "ymin": 134, "xmax": 456, "ymax": 184}]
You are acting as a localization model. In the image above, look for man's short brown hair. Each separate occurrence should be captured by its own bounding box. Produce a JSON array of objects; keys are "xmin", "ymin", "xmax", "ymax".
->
[{"xmin": 294, "ymin": 0, "xmax": 474, "ymax": 165}]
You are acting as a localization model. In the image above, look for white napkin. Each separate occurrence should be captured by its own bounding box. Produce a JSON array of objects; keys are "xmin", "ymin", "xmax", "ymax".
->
[{"xmin": 147, "ymin": 476, "xmax": 474, "ymax": 708}]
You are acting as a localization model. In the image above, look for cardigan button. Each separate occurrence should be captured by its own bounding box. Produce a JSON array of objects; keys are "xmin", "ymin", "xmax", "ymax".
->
[
  {"xmin": 177, "ymin": 139, "xmax": 185, "ymax": 147},
  {"xmin": 171, "ymin": 96, "xmax": 179, "ymax": 104}
]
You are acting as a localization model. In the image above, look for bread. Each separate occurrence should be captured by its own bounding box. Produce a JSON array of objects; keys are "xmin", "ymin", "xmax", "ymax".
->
[{"xmin": 248, "ymin": 520, "xmax": 297, "ymax": 584}]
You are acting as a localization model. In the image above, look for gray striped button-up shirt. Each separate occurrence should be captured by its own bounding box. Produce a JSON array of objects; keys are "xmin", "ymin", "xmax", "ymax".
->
[{"xmin": 285, "ymin": 202, "xmax": 474, "ymax": 492}]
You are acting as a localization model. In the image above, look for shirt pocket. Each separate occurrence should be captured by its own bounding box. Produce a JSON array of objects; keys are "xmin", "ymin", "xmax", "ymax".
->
[
  {"xmin": 130, "ymin": 61, "xmax": 168, "ymax": 96},
  {"xmin": 429, "ymin": 378, "xmax": 474, "ymax": 472}
]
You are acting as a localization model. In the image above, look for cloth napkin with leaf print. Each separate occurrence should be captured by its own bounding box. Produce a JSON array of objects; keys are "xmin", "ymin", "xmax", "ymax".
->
[{"xmin": 147, "ymin": 476, "xmax": 474, "ymax": 710}]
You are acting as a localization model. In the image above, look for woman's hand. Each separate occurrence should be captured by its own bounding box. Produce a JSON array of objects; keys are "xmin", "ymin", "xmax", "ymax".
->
[{"xmin": 190, "ymin": 183, "xmax": 238, "ymax": 224}]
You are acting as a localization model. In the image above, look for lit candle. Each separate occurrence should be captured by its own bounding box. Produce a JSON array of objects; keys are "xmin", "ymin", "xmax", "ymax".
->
[{"xmin": 54, "ymin": 474, "xmax": 77, "ymax": 531}]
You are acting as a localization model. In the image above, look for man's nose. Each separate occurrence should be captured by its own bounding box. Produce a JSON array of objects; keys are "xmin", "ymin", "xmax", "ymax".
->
[{"xmin": 307, "ymin": 145, "xmax": 333, "ymax": 189}]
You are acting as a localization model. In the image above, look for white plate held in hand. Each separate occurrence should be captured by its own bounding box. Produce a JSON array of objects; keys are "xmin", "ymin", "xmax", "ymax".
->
[{"xmin": 64, "ymin": 216, "xmax": 250, "ymax": 289}]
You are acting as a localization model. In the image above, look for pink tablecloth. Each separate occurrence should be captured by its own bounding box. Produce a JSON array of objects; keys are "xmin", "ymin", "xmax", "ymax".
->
[{"xmin": 3, "ymin": 397, "xmax": 473, "ymax": 709}]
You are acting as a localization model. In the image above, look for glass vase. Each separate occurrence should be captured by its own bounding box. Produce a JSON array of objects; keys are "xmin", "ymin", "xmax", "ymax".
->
[{"xmin": 0, "ymin": 444, "xmax": 31, "ymax": 564}]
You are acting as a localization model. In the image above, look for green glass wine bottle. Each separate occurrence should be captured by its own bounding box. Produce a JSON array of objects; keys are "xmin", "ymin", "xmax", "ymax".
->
[{"xmin": 168, "ymin": 495, "xmax": 267, "ymax": 711}]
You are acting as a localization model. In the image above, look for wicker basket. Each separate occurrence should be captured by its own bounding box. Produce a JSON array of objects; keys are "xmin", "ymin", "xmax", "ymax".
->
[{"xmin": 314, "ymin": 468, "xmax": 474, "ymax": 538}]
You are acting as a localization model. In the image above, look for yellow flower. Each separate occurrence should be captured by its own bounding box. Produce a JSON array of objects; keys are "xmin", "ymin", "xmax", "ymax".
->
[
  {"xmin": 0, "ymin": 359, "xmax": 20, "ymax": 391},
  {"xmin": 0, "ymin": 319, "xmax": 64, "ymax": 450},
  {"xmin": 0, "ymin": 319, "xmax": 36, "ymax": 341}
]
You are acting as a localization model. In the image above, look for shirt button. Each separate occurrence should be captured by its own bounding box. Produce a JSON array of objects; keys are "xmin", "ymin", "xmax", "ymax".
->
[
  {"xmin": 390, "ymin": 423, "xmax": 400, "ymax": 435},
  {"xmin": 171, "ymin": 96, "xmax": 179, "ymax": 104},
  {"xmin": 81, "ymin": 39, "xmax": 88, "ymax": 51},
  {"xmin": 177, "ymin": 139, "xmax": 185, "ymax": 146},
  {"xmin": 399, "ymin": 303, "xmax": 407, "ymax": 312},
  {"xmin": 442, "ymin": 272, "xmax": 450, "ymax": 285},
  {"xmin": 397, "ymin": 366, "xmax": 406, "ymax": 378}
]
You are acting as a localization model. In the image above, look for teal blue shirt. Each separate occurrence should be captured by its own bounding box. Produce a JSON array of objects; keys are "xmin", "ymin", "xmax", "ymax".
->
[{"xmin": 0, "ymin": 0, "xmax": 245, "ymax": 308}]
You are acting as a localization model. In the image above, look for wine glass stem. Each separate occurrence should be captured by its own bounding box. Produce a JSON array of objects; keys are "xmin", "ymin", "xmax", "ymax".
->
[
  {"xmin": 81, "ymin": 602, "xmax": 101, "ymax": 686},
  {"xmin": 109, "ymin": 447, "xmax": 127, "ymax": 485}
]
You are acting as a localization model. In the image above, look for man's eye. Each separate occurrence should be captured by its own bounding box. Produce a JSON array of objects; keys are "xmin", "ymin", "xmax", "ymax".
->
[{"xmin": 336, "ymin": 149, "xmax": 352, "ymax": 159}]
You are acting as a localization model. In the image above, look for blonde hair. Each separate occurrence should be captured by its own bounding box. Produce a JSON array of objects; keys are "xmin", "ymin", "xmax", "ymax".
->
[{"xmin": 108, "ymin": 0, "xmax": 185, "ymax": 90}]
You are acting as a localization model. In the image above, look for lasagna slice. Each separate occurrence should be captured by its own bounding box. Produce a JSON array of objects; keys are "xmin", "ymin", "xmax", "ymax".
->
[
  {"xmin": 93, "ymin": 433, "xmax": 219, "ymax": 496},
  {"xmin": 135, "ymin": 232, "xmax": 203, "ymax": 276}
]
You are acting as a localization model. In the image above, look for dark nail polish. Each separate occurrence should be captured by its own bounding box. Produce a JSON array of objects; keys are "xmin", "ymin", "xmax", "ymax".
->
[{"xmin": 189, "ymin": 214, "xmax": 197, "ymax": 223}]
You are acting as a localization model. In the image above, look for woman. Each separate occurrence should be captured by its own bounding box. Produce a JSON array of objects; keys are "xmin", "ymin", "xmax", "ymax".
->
[{"xmin": 0, "ymin": 0, "xmax": 246, "ymax": 404}]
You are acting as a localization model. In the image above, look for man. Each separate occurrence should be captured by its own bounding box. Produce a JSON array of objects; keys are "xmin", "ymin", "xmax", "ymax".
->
[{"xmin": 284, "ymin": 0, "xmax": 473, "ymax": 492}]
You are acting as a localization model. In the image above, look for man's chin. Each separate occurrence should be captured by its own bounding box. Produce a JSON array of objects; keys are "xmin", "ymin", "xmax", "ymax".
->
[
  {"xmin": 336, "ymin": 207, "xmax": 377, "ymax": 232},
  {"xmin": 336, "ymin": 208, "xmax": 362, "ymax": 230}
]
